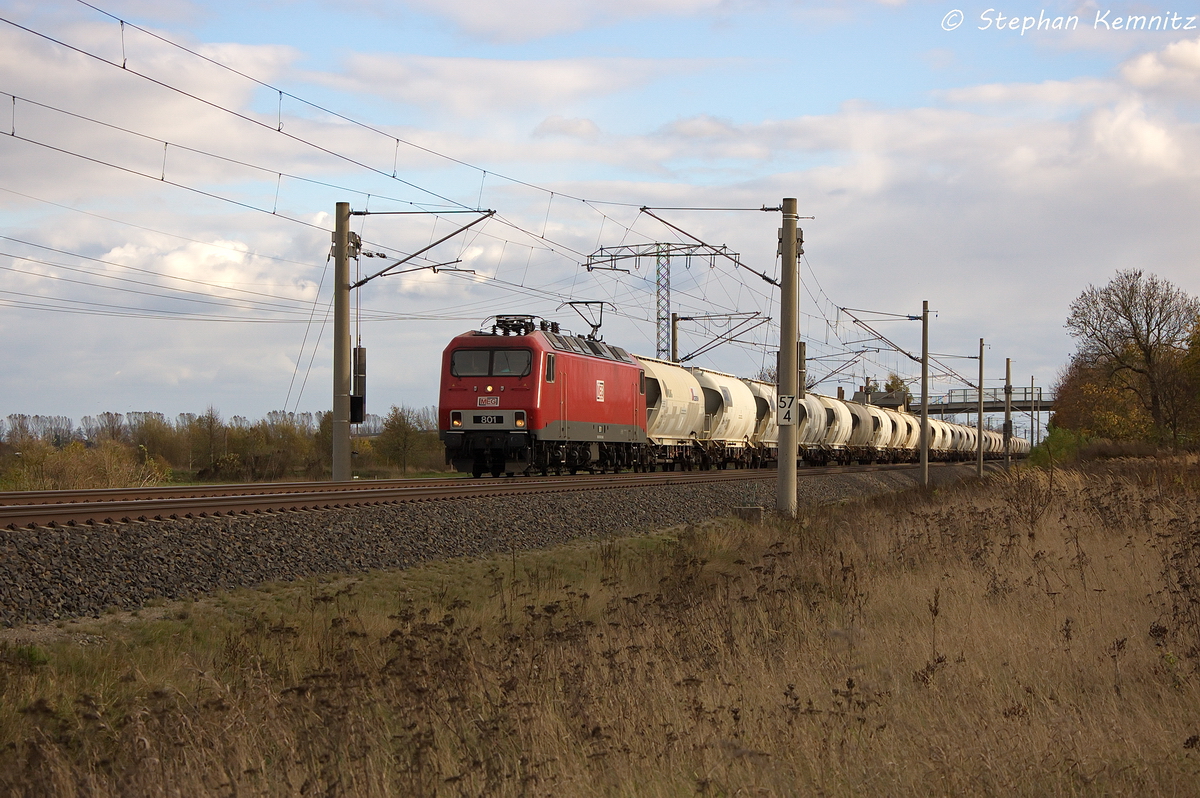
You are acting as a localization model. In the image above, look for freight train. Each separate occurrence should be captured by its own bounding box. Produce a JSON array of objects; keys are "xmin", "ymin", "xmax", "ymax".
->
[{"xmin": 438, "ymin": 315, "xmax": 1028, "ymax": 477}]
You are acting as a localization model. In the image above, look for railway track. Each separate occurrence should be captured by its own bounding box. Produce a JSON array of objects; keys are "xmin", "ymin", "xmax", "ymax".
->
[{"xmin": 0, "ymin": 463, "xmax": 923, "ymax": 531}]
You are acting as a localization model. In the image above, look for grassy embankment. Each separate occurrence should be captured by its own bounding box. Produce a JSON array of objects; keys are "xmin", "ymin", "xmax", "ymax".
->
[{"xmin": 2, "ymin": 459, "xmax": 1199, "ymax": 795}]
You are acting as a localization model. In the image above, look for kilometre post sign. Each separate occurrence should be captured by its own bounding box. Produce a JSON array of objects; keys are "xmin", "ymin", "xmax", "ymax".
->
[{"xmin": 777, "ymin": 395, "xmax": 796, "ymax": 426}]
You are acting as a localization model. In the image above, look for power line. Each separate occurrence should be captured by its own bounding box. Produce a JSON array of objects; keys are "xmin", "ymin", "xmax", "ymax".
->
[
  {"xmin": 1, "ymin": 91, "xmax": 467, "ymax": 213},
  {"xmin": 2, "ymin": 131, "xmax": 329, "ymax": 232},
  {"xmin": 3, "ymin": 8, "xmax": 907, "ymax": 381},
  {"xmin": 69, "ymin": 0, "xmax": 647, "ymax": 210},
  {"xmin": 0, "ymin": 12, "xmax": 469, "ymax": 210},
  {"xmin": 1, "ymin": 13, "xmax": 736, "ymax": 333},
  {"xmin": 0, "ymin": 288, "xmax": 323, "ymax": 322},
  {"xmin": 0, "ymin": 184, "xmax": 326, "ymax": 271},
  {"xmin": 284, "ymin": 252, "xmax": 332, "ymax": 412},
  {"xmin": 0, "ymin": 239, "xmax": 323, "ymax": 312},
  {"xmin": 0, "ymin": 255, "xmax": 321, "ymax": 316},
  {"xmin": 0, "ymin": 102, "xmax": 628, "ymax": 290}
]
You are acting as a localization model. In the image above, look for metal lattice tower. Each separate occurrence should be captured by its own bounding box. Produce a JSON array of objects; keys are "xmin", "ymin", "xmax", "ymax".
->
[
  {"xmin": 584, "ymin": 240, "xmax": 753, "ymax": 361},
  {"xmin": 655, "ymin": 245, "xmax": 671, "ymax": 359}
]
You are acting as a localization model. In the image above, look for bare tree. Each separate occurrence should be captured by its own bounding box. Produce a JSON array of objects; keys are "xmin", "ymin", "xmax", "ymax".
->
[
  {"xmin": 4, "ymin": 414, "xmax": 33, "ymax": 446},
  {"xmin": 32, "ymin": 415, "xmax": 76, "ymax": 447},
  {"xmin": 376, "ymin": 406, "xmax": 437, "ymax": 475},
  {"xmin": 1066, "ymin": 269, "xmax": 1200, "ymax": 443}
]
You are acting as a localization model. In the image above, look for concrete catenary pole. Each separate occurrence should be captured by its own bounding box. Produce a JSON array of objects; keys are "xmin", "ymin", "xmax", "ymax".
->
[
  {"xmin": 1004, "ymin": 357, "xmax": 1012, "ymax": 468},
  {"xmin": 777, "ymin": 198, "xmax": 799, "ymax": 517},
  {"xmin": 920, "ymin": 300, "xmax": 929, "ymax": 487},
  {"xmin": 671, "ymin": 312, "xmax": 679, "ymax": 363},
  {"xmin": 332, "ymin": 202, "xmax": 352, "ymax": 481},
  {"xmin": 977, "ymin": 337, "xmax": 984, "ymax": 478}
]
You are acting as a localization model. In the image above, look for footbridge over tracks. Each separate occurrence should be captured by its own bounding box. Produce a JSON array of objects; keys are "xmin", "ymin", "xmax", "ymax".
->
[{"xmin": 921, "ymin": 387, "xmax": 1053, "ymax": 416}]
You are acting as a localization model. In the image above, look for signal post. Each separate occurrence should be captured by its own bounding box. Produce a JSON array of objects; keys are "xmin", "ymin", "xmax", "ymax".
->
[{"xmin": 332, "ymin": 201, "xmax": 352, "ymax": 482}]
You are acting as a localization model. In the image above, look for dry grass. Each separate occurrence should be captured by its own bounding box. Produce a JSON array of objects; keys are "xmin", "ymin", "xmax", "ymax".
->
[{"xmin": 2, "ymin": 459, "xmax": 1200, "ymax": 796}]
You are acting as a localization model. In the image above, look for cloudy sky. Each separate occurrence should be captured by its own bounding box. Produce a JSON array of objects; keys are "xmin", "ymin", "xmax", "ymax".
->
[{"xmin": 2, "ymin": 0, "xmax": 1198, "ymax": 437}]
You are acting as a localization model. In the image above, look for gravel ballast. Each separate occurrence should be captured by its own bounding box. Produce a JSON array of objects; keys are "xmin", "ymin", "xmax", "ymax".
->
[{"xmin": 0, "ymin": 465, "xmax": 977, "ymax": 626}]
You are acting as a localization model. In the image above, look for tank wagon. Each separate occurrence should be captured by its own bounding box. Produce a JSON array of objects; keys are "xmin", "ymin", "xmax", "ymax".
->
[{"xmin": 438, "ymin": 316, "xmax": 1029, "ymax": 476}]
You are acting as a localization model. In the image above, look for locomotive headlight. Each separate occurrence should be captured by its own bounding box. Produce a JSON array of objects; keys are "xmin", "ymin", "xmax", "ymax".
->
[
  {"xmin": 515, "ymin": 411, "xmax": 526, "ymax": 428},
  {"xmin": 486, "ymin": 385, "xmax": 493, "ymax": 392},
  {"xmin": 451, "ymin": 411, "xmax": 463, "ymax": 427}
]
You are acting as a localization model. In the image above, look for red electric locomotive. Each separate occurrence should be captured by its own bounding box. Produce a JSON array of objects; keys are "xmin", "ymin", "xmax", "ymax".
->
[{"xmin": 438, "ymin": 316, "xmax": 648, "ymax": 477}]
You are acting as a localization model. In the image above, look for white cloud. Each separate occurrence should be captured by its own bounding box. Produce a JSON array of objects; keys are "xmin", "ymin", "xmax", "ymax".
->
[
  {"xmin": 533, "ymin": 116, "xmax": 602, "ymax": 138},
  {"xmin": 938, "ymin": 78, "xmax": 1119, "ymax": 109},
  {"xmin": 1080, "ymin": 99, "xmax": 1183, "ymax": 167},
  {"xmin": 391, "ymin": 0, "xmax": 730, "ymax": 42},
  {"xmin": 383, "ymin": 0, "xmax": 915, "ymax": 42},
  {"xmin": 1121, "ymin": 36, "xmax": 1200, "ymax": 96},
  {"xmin": 313, "ymin": 53, "xmax": 703, "ymax": 118}
]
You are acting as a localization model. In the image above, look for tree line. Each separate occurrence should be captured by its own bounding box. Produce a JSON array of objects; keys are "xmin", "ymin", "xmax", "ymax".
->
[
  {"xmin": 0, "ymin": 406, "xmax": 446, "ymax": 490},
  {"xmin": 1053, "ymin": 269, "xmax": 1200, "ymax": 447}
]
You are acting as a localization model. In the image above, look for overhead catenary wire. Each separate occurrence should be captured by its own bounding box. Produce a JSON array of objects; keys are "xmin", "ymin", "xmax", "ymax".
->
[
  {"xmin": 0, "ymin": 103, "xmax": 640, "ymax": 292},
  {"xmin": 0, "ymin": 233, "xmax": 326, "ymax": 302},
  {"xmin": 67, "ymin": 0, "xmax": 647, "ymax": 211},
  {"xmin": 0, "ymin": 185, "xmax": 328, "ymax": 272},
  {"xmin": 0, "ymin": 130, "xmax": 495, "ymax": 277},
  {"xmin": 284, "ymin": 251, "xmax": 333, "ymax": 412},
  {"xmin": 0, "ymin": 13, "xmax": 470, "ymax": 210},
  {"xmin": 7, "ymin": 3, "xmax": 682, "ymax": 283},
  {"xmin": 0, "ymin": 91, "xmax": 472, "ymax": 213},
  {"xmin": 2, "ymin": 12, "xmax": 749, "ymax": 338},
  {"xmin": 3, "ymin": 5, "xmax": 987, "ymax": 395}
]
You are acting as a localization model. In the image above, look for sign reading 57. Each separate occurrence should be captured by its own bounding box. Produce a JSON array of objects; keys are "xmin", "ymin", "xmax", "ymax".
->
[{"xmin": 777, "ymin": 395, "xmax": 796, "ymax": 426}]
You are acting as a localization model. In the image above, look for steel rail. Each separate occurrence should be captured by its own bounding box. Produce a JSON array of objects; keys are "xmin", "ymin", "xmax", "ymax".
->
[
  {"xmin": 0, "ymin": 476, "xmax": 475, "ymax": 506},
  {"xmin": 1, "ymin": 463, "xmax": 924, "ymax": 531},
  {"xmin": 1, "ymin": 468, "xmax": 792, "ymax": 507}
]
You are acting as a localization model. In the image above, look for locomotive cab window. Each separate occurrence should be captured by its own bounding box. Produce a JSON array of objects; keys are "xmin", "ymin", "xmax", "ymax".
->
[
  {"xmin": 450, "ymin": 349, "xmax": 532, "ymax": 377},
  {"xmin": 450, "ymin": 350, "xmax": 491, "ymax": 377},
  {"xmin": 493, "ymin": 350, "xmax": 532, "ymax": 376},
  {"xmin": 545, "ymin": 353, "xmax": 556, "ymax": 383}
]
